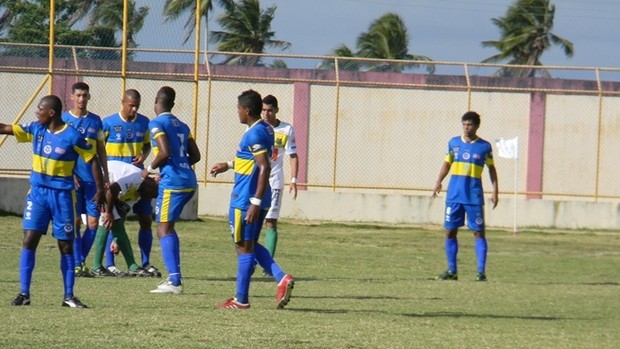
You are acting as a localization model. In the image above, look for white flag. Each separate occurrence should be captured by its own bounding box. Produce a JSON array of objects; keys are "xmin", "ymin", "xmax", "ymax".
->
[{"xmin": 495, "ymin": 137, "xmax": 519, "ymax": 159}]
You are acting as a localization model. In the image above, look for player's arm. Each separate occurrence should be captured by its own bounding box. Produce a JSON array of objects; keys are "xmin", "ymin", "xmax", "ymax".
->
[
  {"xmin": 210, "ymin": 160, "xmax": 233, "ymax": 177},
  {"xmin": 146, "ymin": 132, "xmax": 169, "ymax": 176},
  {"xmin": 187, "ymin": 137, "xmax": 201, "ymax": 166},
  {"xmin": 90, "ymin": 155, "xmax": 105, "ymax": 206},
  {"xmin": 133, "ymin": 142, "xmax": 151, "ymax": 167},
  {"xmin": 246, "ymin": 151, "xmax": 271, "ymax": 224},
  {"xmin": 96, "ymin": 139, "xmax": 109, "ymax": 185},
  {"xmin": 432, "ymin": 161, "xmax": 451, "ymax": 198},
  {"xmin": 0, "ymin": 123, "xmax": 14, "ymax": 135},
  {"xmin": 488, "ymin": 164, "xmax": 499, "ymax": 209},
  {"xmin": 289, "ymin": 153, "xmax": 299, "ymax": 199},
  {"xmin": 102, "ymin": 182, "xmax": 121, "ymax": 230}
]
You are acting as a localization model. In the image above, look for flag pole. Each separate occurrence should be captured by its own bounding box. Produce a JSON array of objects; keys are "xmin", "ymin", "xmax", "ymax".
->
[{"xmin": 513, "ymin": 156, "xmax": 518, "ymax": 236}]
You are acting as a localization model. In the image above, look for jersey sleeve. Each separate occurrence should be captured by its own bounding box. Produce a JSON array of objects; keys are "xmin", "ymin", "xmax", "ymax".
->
[
  {"xmin": 74, "ymin": 136, "xmax": 96, "ymax": 163},
  {"xmin": 12, "ymin": 123, "xmax": 33, "ymax": 143},
  {"xmin": 149, "ymin": 119, "xmax": 166, "ymax": 140},
  {"xmin": 246, "ymin": 131, "xmax": 269, "ymax": 156},
  {"xmin": 485, "ymin": 143, "xmax": 495, "ymax": 166},
  {"xmin": 443, "ymin": 141, "xmax": 454, "ymax": 164},
  {"xmin": 284, "ymin": 126, "xmax": 298, "ymax": 155}
]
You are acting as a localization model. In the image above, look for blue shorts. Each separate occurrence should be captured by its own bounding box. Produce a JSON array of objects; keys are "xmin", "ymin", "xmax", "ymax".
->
[
  {"xmin": 23, "ymin": 186, "xmax": 76, "ymax": 240},
  {"xmin": 132, "ymin": 197, "xmax": 153, "ymax": 216},
  {"xmin": 443, "ymin": 202, "xmax": 485, "ymax": 232},
  {"xmin": 228, "ymin": 207, "xmax": 268, "ymax": 243},
  {"xmin": 75, "ymin": 180, "xmax": 100, "ymax": 218},
  {"xmin": 155, "ymin": 188, "xmax": 195, "ymax": 223}
]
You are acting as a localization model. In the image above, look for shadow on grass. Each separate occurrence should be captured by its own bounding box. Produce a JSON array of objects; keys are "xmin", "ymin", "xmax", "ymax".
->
[
  {"xmin": 402, "ymin": 311, "xmax": 583, "ymax": 320},
  {"xmin": 281, "ymin": 309, "xmax": 591, "ymax": 320}
]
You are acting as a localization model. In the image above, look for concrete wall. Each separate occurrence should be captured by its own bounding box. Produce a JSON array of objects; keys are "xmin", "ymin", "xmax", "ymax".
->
[
  {"xmin": 0, "ymin": 177, "xmax": 197, "ymax": 221},
  {"xmin": 196, "ymin": 184, "xmax": 620, "ymax": 230},
  {"xmin": 2, "ymin": 177, "xmax": 619, "ymax": 230}
]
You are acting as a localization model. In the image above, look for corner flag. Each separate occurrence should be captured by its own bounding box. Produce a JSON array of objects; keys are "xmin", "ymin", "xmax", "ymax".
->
[{"xmin": 495, "ymin": 137, "xmax": 518, "ymax": 159}]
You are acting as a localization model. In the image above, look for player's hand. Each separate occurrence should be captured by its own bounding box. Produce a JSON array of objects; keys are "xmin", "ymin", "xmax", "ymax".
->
[
  {"xmin": 209, "ymin": 162, "xmax": 229, "ymax": 178},
  {"xmin": 432, "ymin": 182, "xmax": 442, "ymax": 198},
  {"xmin": 490, "ymin": 192, "xmax": 499, "ymax": 209},
  {"xmin": 102, "ymin": 212, "xmax": 113, "ymax": 230},
  {"xmin": 92, "ymin": 190, "xmax": 105, "ymax": 207},
  {"xmin": 245, "ymin": 203, "xmax": 260, "ymax": 224},
  {"xmin": 289, "ymin": 183, "xmax": 298, "ymax": 200},
  {"xmin": 131, "ymin": 154, "xmax": 146, "ymax": 167},
  {"xmin": 109, "ymin": 239, "xmax": 119, "ymax": 255}
]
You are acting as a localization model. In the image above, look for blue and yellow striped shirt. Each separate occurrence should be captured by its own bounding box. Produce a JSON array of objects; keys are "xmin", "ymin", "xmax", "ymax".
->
[
  {"xmin": 61, "ymin": 111, "xmax": 103, "ymax": 183},
  {"xmin": 444, "ymin": 136, "xmax": 494, "ymax": 205},
  {"xmin": 13, "ymin": 122, "xmax": 95, "ymax": 190},
  {"xmin": 103, "ymin": 112, "xmax": 150, "ymax": 167},
  {"xmin": 149, "ymin": 112, "xmax": 197, "ymax": 190},
  {"xmin": 230, "ymin": 119, "xmax": 274, "ymax": 210}
]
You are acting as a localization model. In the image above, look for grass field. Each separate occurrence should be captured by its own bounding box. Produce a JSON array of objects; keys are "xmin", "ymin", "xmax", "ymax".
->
[{"xmin": 0, "ymin": 213, "xmax": 619, "ymax": 349}]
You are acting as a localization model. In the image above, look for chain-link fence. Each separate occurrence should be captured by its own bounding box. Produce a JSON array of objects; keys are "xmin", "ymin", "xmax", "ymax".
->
[{"xmin": 1, "ymin": 45, "xmax": 620, "ymax": 203}]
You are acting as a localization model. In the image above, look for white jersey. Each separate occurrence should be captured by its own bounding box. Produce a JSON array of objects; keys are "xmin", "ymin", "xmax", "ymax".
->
[
  {"xmin": 269, "ymin": 120, "xmax": 297, "ymax": 189},
  {"xmin": 108, "ymin": 160, "xmax": 144, "ymax": 202}
]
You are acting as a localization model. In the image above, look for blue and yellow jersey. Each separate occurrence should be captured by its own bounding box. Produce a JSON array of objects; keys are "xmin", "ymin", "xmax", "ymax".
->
[
  {"xmin": 230, "ymin": 120, "xmax": 274, "ymax": 210},
  {"xmin": 149, "ymin": 112, "xmax": 197, "ymax": 190},
  {"xmin": 61, "ymin": 111, "xmax": 104, "ymax": 183},
  {"xmin": 445, "ymin": 136, "xmax": 494, "ymax": 205},
  {"xmin": 12, "ymin": 122, "xmax": 95, "ymax": 190},
  {"xmin": 103, "ymin": 112, "xmax": 150, "ymax": 167}
]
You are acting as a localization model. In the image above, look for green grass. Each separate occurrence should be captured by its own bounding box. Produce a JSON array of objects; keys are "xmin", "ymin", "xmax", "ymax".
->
[{"xmin": 0, "ymin": 214, "xmax": 619, "ymax": 348}]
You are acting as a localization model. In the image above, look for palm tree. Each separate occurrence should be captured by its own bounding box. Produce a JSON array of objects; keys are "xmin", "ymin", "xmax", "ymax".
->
[
  {"xmin": 0, "ymin": 0, "xmax": 31, "ymax": 36},
  {"xmin": 211, "ymin": 0, "xmax": 290, "ymax": 66},
  {"xmin": 482, "ymin": 0, "xmax": 573, "ymax": 77},
  {"xmin": 88, "ymin": 0, "xmax": 149, "ymax": 48},
  {"xmin": 357, "ymin": 13, "xmax": 432, "ymax": 72},
  {"xmin": 320, "ymin": 13, "xmax": 433, "ymax": 73},
  {"xmin": 318, "ymin": 44, "xmax": 361, "ymax": 72},
  {"xmin": 163, "ymin": 0, "xmax": 234, "ymax": 45}
]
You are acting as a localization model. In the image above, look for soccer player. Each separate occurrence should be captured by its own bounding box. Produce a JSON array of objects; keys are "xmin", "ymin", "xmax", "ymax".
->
[
  {"xmin": 432, "ymin": 111, "xmax": 499, "ymax": 282},
  {"xmin": 210, "ymin": 89, "xmax": 294, "ymax": 310},
  {"xmin": 2, "ymin": 95, "xmax": 103, "ymax": 308},
  {"xmin": 90, "ymin": 160, "xmax": 158, "ymax": 277},
  {"xmin": 102, "ymin": 89, "xmax": 160, "ymax": 277},
  {"xmin": 61, "ymin": 82, "xmax": 108, "ymax": 276},
  {"xmin": 260, "ymin": 95, "xmax": 299, "ymax": 274},
  {"xmin": 147, "ymin": 86, "xmax": 201, "ymax": 294}
]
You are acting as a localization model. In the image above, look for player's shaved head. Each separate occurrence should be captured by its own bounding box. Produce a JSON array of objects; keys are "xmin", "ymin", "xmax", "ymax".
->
[
  {"xmin": 41, "ymin": 95, "xmax": 62, "ymax": 117},
  {"xmin": 156, "ymin": 86, "xmax": 175, "ymax": 110},
  {"xmin": 124, "ymin": 89, "xmax": 141, "ymax": 101}
]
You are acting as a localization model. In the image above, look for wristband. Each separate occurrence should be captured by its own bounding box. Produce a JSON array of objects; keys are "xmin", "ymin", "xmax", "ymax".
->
[
  {"xmin": 249, "ymin": 197, "xmax": 262, "ymax": 206},
  {"xmin": 227, "ymin": 161, "xmax": 234, "ymax": 169},
  {"xmin": 146, "ymin": 164, "xmax": 157, "ymax": 173},
  {"xmin": 291, "ymin": 177, "xmax": 297, "ymax": 184}
]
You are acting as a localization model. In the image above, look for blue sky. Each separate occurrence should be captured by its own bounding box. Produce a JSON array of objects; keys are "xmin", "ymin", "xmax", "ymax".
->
[{"xmin": 133, "ymin": 0, "xmax": 620, "ymax": 69}]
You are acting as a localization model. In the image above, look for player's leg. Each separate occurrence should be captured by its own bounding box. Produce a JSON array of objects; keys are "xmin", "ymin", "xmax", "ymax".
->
[
  {"xmin": 466, "ymin": 204, "xmax": 488, "ymax": 281},
  {"xmin": 437, "ymin": 203, "xmax": 463, "ymax": 280},
  {"xmin": 79, "ymin": 183, "xmax": 100, "ymax": 267},
  {"xmin": 51, "ymin": 189, "xmax": 87, "ymax": 307},
  {"xmin": 218, "ymin": 207, "xmax": 254, "ymax": 308},
  {"xmin": 72, "ymin": 186, "xmax": 86, "ymax": 274},
  {"xmin": 150, "ymin": 189, "xmax": 194, "ymax": 293},
  {"xmin": 90, "ymin": 224, "xmax": 116, "ymax": 276},
  {"xmin": 134, "ymin": 198, "xmax": 156, "ymax": 271},
  {"xmin": 110, "ymin": 218, "xmax": 150, "ymax": 275},
  {"xmin": 264, "ymin": 188, "xmax": 282, "ymax": 258},
  {"xmin": 13, "ymin": 187, "xmax": 49, "ymax": 306}
]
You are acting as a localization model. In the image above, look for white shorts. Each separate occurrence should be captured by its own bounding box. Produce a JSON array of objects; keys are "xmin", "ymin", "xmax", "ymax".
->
[{"xmin": 265, "ymin": 188, "xmax": 283, "ymax": 220}]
